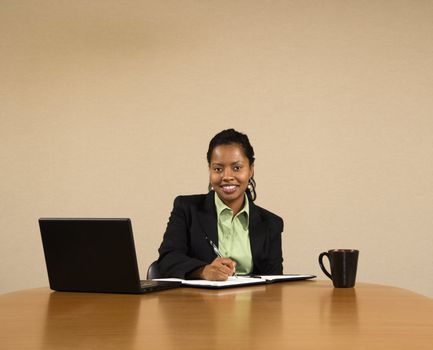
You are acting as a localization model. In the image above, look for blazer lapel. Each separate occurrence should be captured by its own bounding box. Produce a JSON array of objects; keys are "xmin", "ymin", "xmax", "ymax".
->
[
  {"xmin": 197, "ymin": 191, "xmax": 219, "ymax": 246},
  {"xmin": 248, "ymin": 201, "xmax": 267, "ymax": 266}
]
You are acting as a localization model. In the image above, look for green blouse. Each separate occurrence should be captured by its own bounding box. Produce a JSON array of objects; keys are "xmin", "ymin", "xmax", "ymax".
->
[{"xmin": 214, "ymin": 192, "xmax": 253, "ymax": 274}]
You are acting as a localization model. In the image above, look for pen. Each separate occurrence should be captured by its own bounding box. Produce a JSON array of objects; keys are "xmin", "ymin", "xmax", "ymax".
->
[{"xmin": 204, "ymin": 233, "xmax": 238, "ymax": 278}]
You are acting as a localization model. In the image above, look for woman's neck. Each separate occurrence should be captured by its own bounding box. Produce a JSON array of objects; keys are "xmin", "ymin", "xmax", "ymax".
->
[{"xmin": 223, "ymin": 195, "xmax": 245, "ymax": 216}]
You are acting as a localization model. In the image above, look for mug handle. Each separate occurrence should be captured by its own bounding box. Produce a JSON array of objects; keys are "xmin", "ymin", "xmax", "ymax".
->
[{"xmin": 318, "ymin": 252, "xmax": 332, "ymax": 280}]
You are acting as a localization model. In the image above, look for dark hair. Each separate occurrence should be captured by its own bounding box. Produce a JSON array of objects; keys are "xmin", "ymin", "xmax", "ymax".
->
[{"xmin": 206, "ymin": 129, "xmax": 255, "ymax": 165}]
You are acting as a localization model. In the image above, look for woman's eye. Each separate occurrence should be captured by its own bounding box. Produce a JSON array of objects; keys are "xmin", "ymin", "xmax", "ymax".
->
[
  {"xmin": 214, "ymin": 168, "xmax": 222, "ymax": 172},
  {"xmin": 233, "ymin": 166, "xmax": 241, "ymax": 171}
]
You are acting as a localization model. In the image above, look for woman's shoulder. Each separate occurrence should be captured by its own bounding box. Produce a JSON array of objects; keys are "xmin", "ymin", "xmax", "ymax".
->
[
  {"xmin": 172, "ymin": 192, "xmax": 211, "ymax": 207},
  {"xmin": 251, "ymin": 203, "xmax": 284, "ymax": 226}
]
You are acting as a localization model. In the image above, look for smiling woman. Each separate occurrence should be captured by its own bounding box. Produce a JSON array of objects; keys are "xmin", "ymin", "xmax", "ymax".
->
[
  {"xmin": 157, "ymin": 129, "xmax": 284, "ymax": 281},
  {"xmin": 208, "ymin": 132, "xmax": 255, "ymax": 215}
]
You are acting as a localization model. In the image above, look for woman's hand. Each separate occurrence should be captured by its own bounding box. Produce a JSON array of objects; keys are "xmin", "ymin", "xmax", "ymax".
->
[{"xmin": 192, "ymin": 258, "xmax": 236, "ymax": 281}]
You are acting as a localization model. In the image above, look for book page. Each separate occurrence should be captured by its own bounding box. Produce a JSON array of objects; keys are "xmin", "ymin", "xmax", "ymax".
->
[
  {"xmin": 153, "ymin": 276, "xmax": 266, "ymax": 288},
  {"xmin": 182, "ymin": 276, "xmax": 265, "ymax": 287},
  {"xmin": 253, "ymin": 274, "xmax": 315, "ymax": 281}
]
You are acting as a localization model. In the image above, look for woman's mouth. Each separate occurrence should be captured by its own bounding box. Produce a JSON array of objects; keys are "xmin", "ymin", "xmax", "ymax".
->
[{"xmin": 220, "ymin": 185, "xmax": 238, "ymax": 194}]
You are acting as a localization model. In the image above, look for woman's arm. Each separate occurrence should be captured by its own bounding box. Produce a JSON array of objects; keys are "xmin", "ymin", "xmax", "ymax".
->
[{"xmin": 157, "ymin": 196, "xmax": 208, "ymax": 279}]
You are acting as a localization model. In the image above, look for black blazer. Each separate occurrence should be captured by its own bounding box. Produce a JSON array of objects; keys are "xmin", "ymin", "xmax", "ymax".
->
[{"xmin": 157, "ymin": 191, "xmax": 284, "ymax": 278}]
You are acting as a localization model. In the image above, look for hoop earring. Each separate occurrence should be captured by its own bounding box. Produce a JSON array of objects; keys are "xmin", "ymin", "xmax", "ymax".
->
[{"xmin": 247, "ymin": 178, "xmax": 257, "ymax": 201}]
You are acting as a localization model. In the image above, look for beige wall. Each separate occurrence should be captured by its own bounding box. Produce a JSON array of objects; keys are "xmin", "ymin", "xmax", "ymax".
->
[{"xmin": 1, "ymin": 0, "xmax": 432, "ymax": 297}]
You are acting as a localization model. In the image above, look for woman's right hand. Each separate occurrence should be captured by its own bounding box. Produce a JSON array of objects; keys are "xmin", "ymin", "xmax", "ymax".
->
[{"xmin": 195, "ymin": 258, "xmax": 237, "ymax": 281}]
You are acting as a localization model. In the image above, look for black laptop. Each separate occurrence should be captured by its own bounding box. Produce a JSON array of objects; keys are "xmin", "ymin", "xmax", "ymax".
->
[{"xmin": 39, "ymin": 218, "xmax": 181, "ymax": 294}]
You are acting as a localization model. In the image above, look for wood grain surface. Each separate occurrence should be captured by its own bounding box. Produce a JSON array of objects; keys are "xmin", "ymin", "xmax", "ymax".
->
[{"xmin": 1, "ymin": 280, "xmax": 432, "ymax": 349}]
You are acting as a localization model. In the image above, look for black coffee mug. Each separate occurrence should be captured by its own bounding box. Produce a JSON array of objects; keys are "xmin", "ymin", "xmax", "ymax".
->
[{"xmin": 318, "ymin": 249, "xmax": 359, "ymax": 288}]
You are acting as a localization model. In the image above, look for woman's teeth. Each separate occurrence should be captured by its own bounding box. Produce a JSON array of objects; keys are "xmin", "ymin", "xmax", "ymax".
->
[{"xmin": 221, "ymin": 185, "xmax": 237, "ymax": 193}]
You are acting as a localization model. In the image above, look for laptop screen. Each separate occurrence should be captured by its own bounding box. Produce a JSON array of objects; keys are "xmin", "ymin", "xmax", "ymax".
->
[{"xmin": 39, "ymin": 218, "xmax": 142, "ymax": 293}]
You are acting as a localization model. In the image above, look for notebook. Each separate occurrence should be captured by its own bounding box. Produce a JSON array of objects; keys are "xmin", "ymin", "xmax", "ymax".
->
[
  {"xmin": 39, "ymin": 218, "xmax": 181, "ymax": 294},
  {"xmin": 154, "ymin": 274, "xmax": 316, "ymax": 289}
]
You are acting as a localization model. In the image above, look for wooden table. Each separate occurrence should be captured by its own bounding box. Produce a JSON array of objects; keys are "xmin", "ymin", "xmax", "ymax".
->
[{"xmin": 0, "ymin": 281, "xmax": 432, "ymax": 349}]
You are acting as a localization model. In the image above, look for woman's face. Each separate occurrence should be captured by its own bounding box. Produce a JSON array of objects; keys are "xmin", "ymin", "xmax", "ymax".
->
[{"xmin": 209, "ymin": 143, "xmax": 254, "ymax": 211}]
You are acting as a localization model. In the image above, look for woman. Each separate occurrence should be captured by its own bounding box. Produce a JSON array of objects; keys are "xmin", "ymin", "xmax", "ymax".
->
[{"xmin": 157, "ymin": 129, "xmax": 283, "ymax": 280}]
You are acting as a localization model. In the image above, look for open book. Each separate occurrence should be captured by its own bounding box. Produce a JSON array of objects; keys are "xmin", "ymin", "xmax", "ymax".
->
[{"xmin": 153, "ymin": 274, "xmax": 316, "ymax": 289}]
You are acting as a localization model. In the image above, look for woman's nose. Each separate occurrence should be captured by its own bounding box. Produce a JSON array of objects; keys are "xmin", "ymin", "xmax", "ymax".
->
[{"xmin": 222, "ymin": 168, "xmax": 234, "ymax": 179}]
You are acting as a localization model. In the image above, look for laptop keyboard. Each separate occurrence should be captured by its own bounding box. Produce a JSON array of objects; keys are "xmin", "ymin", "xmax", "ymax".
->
[
  {"xmin": 140, "ymin": 280, "xmax": 181, "ymax": 292},
  {"xmin": 140, "ymin": 280, "xmax": 162, "ymax": 288}
]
